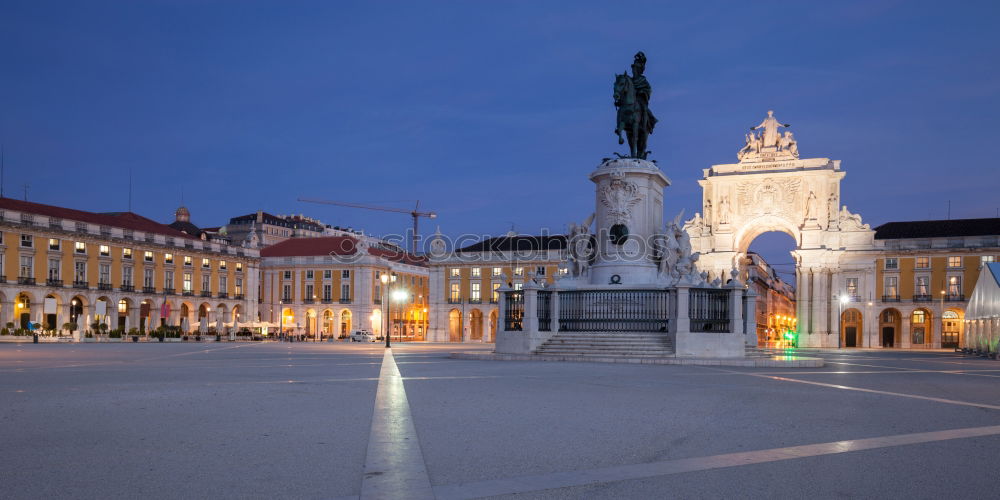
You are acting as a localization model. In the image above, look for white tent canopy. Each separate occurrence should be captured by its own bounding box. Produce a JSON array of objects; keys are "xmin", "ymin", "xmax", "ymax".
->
[{"xmin": 966, "ymin": 263, "xmax": 1000, "ymax": 350}]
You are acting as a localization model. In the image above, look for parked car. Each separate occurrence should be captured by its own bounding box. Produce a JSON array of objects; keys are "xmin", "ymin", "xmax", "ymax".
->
[{"xmin": 351, "ymin": 330, "xmax": 375, "ymax": 342}]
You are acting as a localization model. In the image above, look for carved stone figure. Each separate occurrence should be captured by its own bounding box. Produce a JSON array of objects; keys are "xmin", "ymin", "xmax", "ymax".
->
[
  {"xmin": 613, "ymin": 52, "xmax": 657, "ymax": 159},
  {"xmin": 780, "ymin": 131, "xmax": 799, "ymax": 158},
  {"xmin": 737, "ymin": 132, "xmax": 762, "ymax": 160},
  {"xmin": 750, "ymin": 110, "xmax": 790, "ymax": 148},
  {"xmin": 565, "ymin": 214, "xmax": 596, "ymax": 278},
  {"xmin": 704, "ymin": 199, "xmax": 713, "ymax": 228},
  {"xmin": 805, "ymin": 190, "xmax": 819, "ymax": 220},
  {"xmin": 656, "ymin": 212, "xmax": 702, "ymax": 285},
  {"xmin": 838, "ymin": 206, "xmax": 870, "ymax": 231},
  {"xmin": 719, "ymin": 196, "xmax": 731, "ymax": 224},
  {"xmin": 827, "ymin": 193, "xmax": 838, "ymax": 223}
]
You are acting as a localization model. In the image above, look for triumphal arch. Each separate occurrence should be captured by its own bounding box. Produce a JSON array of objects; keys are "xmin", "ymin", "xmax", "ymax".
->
[{"xmin": 685, "ymin": 111, "xmax": 878, "ymax": 347}]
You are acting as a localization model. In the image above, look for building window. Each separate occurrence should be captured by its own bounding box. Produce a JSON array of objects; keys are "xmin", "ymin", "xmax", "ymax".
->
[
  {"xmin": 48, "ymin": 259, "xmax": 60, "ymax": 280},
  {"xmin": 75, "ymin": 241, "xmax": 86, "ymax": 253},
  {"xmin": 144, "ymin": 268, "xmax": 154, "ymax": 288},
  {"xmin": 323, "ymin": 269, "xmax": 331, "ymax": 279},
  {"xmin": 282, "ymin": 285, "xmax": 292, "ymax": 301},
  {"xmin": 947, "ymin": 256, "xmax": 962, "ymax": 268},
  {"xmin": 123, "ymin": 266, "xmax": 133, "ymax": 286},
  {"xmin": 449, "ymin": 268, "xmax": 460, "ymax": 278},
  {"xmin": 982, "ymin": 255, "xmax": 996, "ymax": 266},
  {"xmin": 20, "ymin": 234, "xmax": 33, "ymax": 248},
  {"xmin": 492, "ymin": 267, "xmax": 502, "ymax": 277},
  {"xmin": 916, "ymin": 276, "xmax": 929, "ymax": 296},
  {"xmin": 884, "ymin": 258, "xmax": 898, "ymax": 270},
  {"xmin": 100, "ymin": 245, "xmax": 110, "ymax": 256},
  {"xmin": 123, "ymin": 248, "xmax": 132, "ymax": 260},
  {"xmin": 165, "ymin": 270, "xmax": 174, "ymax": 289},
  {"xmin": 947, "ymin": 275, "xmax": 962, "ymax": 296},
  {"xmin": 235, "ymin": 277, "xmax": 243, "ymax": 296},
  {"xmin": 342, "ymin": 270, "xmax": 350, "ymax": 279},
  {"xmin": 305, "ymin": 284, "xmax": 314, "ymax": 300},
  {"xmin": 219, "ymin": 275, "xmax": 227, "ymax": 293},
  {"xmin": 449, "ymin": 283, "xmax": 461, "ymax": 302},
  {"xmin": 471, "ymin": 267, "xmax": 481, "ymax": 278},
  {"xmin": 201, "ymin": 275, "xmax": 209, "ymax": 293},
  {"xmin": 513, "ymin": 282, "xmax": 523, "ymax": 291},
  {"xmin": 559, "ymin": 267, "xmax": 569, "ymax": 275},
  {"xmin": 514, "ymin": 267, "xmax": 524, "ymax": 276},
  {"xmin": 322, "ymin": 284, "xmax": 332, "ymax": 301},
  {"xmin": 884, "ymin": 276, "xmax": 898, "ymax": 298},
  {"xmin": 845, "ymin": 278, "xmax": 858, "ymax": 298},
  {"xmin": 183, "ymin": 256, "xmax": 192, "ymax": 266},
  {"xmin": 341, "ymin": 283, "xmax": 350, "ymax": 301},
  {"xmin": 912, "ymin": 310, "xmax": 925, "ymax": 324},
  {"xmin": 915, "ymin": 256, "xmax": 929, "ymax": 269},
  {"xmin": 470, "ymin": 283, "xmax": 481, "ymax": 302},
  {"xmin": 75, "ymin": 261, "xmax": 87, "ymax": 283},
  {"xmin": 48, "ymin": 238, "xmax": 60, "ymax": 250},
  {"xmin": 144, "ymin": 251, "xmax": 153, "ymax": 262},
  {"xmin": 165, "ymin": 253, "xmax": 173, "ymax": 264},
  {"xmin": 202, "ymin": 258, "xmax": 210, "ymax": 269},
  {"xmin": 236, "ymin": 262, "xmax": 243, "ymax": 272},
  {"xmin": 306, "ymin": 270, "xmax": 314, "ymax": 280},
  {"xmin": 219, "ymin": 260, "xmax": 226, "ymax": 270},
  {"xmin": 283, "ymin": 270, "xmax": 292, "ymax": 279},
  {"xmin": 492, "ymin": 283, "xmax": 501, "ymax": 303},
  {"xmin": 183, "ymin": 273, "xmax": 193, "ymax": 292},
  {"xmin": 99, "ymin": 264, "xmax": 110, "ymax": 284},
  {"xmin": 536, "ymin": 266, "xmax": 546, "ymax": 276}
]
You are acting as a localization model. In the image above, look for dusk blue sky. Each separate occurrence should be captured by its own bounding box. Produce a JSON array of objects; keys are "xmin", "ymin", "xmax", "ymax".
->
[{"xmin": 3, "ymin": 1, "xmax": 1000, "ymax": 280}]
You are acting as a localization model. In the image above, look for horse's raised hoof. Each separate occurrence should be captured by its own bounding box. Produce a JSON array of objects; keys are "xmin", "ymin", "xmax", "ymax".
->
[{"xmin": 618, "ymin": 138, "xmax": 624, "ymax": 145}]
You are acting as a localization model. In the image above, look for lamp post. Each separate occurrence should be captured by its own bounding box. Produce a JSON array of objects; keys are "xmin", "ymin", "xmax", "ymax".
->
[
  {"xmin": 381, "ymin": 273, "xmax": 390, "ymax": 348},
  {"xmin": 278, "ymin": 300, "xmax": 284, "ymax": 341},
  {"xmin": 839, "ymin": 295, "xmax": 848, "ymax": 349}
]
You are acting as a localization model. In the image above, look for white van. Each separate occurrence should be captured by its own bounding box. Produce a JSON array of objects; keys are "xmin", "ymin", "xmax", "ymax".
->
[{"xmin": 351, "ymin": 330, "xmax": 375, "ymax": 342}]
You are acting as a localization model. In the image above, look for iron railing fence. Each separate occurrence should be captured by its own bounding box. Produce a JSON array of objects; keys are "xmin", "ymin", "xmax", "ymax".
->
[
  {"xmin": 558, "ymin": 289, "xmax": 673, "ymax": 332},
  {"xmin": 503, "ymin": 291, "xmax": 524, "ymax": 331},
  {"xmin": 689, "ymin": 289, "xmax": 731, "ymax": 333},
  {"xmin": 537, "ymin": 291, "xmax": 552, "ymax": 331}
]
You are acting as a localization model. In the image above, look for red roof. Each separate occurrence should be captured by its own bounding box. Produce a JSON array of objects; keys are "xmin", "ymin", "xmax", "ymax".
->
[
  {"xmin": 0, "ymin": 197, "xmax": 195, "ymax": 239},
  {"xmin": 261, "ymin": 236, "xmax": 427, "ymax": 266}
]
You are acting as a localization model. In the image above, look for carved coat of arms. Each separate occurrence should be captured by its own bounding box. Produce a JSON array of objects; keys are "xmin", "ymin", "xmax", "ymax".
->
[
  {"xmin": 736, "ymin": 177, "xmax": 801, "ymax": 218},
  {"xmin": 600, "ymin": 171, "xmax": 643, "ymax": 224}
]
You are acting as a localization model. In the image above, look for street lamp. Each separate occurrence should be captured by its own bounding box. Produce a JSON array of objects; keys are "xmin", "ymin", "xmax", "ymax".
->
[
  {"xmin": 839, "ymin": 295, "xmax": 849, "ymax": 349},
  {"xmin": 381, "ymin": 273, "xmax": 390, "ymax": 348}
]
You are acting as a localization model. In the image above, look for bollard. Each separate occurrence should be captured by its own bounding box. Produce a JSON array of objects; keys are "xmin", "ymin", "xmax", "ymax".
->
[{"xmin": 33, "ymin": 334, "xmax": 38, "ymax": 344}]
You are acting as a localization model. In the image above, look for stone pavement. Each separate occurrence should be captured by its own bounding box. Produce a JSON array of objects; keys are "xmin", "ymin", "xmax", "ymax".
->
[{"xmin": 1, "ymin": 342, "xmax": 999, "ymax": 499}]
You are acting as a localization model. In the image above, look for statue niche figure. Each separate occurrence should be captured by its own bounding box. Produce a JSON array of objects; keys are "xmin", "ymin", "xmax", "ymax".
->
[{"xmin": 613, "ymin": 51, "xmax": 657, "ymax": 159}]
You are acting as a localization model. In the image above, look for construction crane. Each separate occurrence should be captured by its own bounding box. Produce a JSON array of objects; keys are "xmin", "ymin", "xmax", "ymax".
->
[{"xmin": 298, "ymin": 198, "xmax": 437, "ymax": 254}]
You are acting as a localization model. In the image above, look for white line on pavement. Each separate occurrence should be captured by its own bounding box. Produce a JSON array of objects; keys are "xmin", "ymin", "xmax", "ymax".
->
[
  {"xmin": 360, "ymin": 348, "xmax": 434, "ymax": 500},
  {"xmin": 432, "ymin": 424, "xmax": 1000, "ymax": 499}
]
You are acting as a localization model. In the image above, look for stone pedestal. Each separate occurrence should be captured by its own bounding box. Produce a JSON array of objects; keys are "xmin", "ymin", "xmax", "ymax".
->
[{"xmin": 588, "ymin": 158, "xmax": 670, "ymax": 286}]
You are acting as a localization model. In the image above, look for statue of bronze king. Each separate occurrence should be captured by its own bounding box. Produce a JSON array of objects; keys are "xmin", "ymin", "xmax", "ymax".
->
[{"xmin": 614, "ymin": 51, "xmax": 658, "ymax": 160}]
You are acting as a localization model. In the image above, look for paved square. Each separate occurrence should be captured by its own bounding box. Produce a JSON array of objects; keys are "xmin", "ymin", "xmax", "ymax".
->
[{"xmin": 2, "ymin": 343, "xmax": 999, "ymax": 499}]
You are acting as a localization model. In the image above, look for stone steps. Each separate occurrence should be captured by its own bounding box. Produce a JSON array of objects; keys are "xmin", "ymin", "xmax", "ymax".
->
[{"xmin": 535, "ymin": 331, "xmax": 674, "ymax": 357}]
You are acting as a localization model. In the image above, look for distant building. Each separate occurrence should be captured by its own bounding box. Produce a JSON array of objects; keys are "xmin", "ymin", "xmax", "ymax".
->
[
  {"xmin": 223, "ymin": 210, "xmax": 386, "ymax": 249},
  {"xmin": 742, "ymin": 252, "xmax": 796, "ymax": 347},
  {"xmin": 427, "ymin": 232, "xmax": 567, "ymax": 343},
  {"xmin": 0, "ymin": 197, "xmax": 260, "ymax": 333}
]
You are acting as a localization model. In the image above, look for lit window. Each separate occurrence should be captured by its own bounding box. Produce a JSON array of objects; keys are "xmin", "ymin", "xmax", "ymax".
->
[
  {"xmin": 118, "ymin": 299, "xmax": 128, "ymax": 314},
  {"xmin": 144, "ymin": 251, "xmax": 153, "ymax": 262},
  {"xmin": 514, "ymin": 267, "xmax": 524, "ymax": 276},
  {"xmin": 165, "ymin": 253, "xmax": 173, "ymax": 264},
  {"xmin": 183, "ymin": 272, "xmax": 193, "ymax": 292},
  {"xmin": 75, "ymin": 241, "xmax": 86, "ymax": 253},
  {"xmin": 470, "ymin": 267, "xmax": 481, "ymax": 278},
  {"xmin": 450, "ymin": 268, "xmax": 460, "ymax": 277},
  {"xmin": 21, "ymin": 234, "xmax": 33, "ymax": 248},
  {"xmin": 236, "ymin": 262, "xmax": 243, "ymax": 272},
  {"xmin": 513, "ymin": 282, "xmax": 523, "ymax": 291},
  {"xmin": 48, "ymin": 238, "xmax": 60, "ymax": 250},
  {"xmin": 983, "ymin": 255, "xmax": 996, "ymax": 265},
  {"xmin": 470, "ymin": 283, "xmax": 481, "ymax": 302},
  {"xmin": 912, "ymin": 310, "xmax": 925, "ymax": 324},
  {"xmin": 123, "ymin": 248, "xmax": 132, "ymax": 259},
  {"xmin": 492, "ymin": 283, "xmax": 501, "ymax": 303},
  {"xmin": 884, "ymin": 276, "xmax": 898, "ymax": 297},
  {"xmin": 916, "ymin": 276, "xmax": 929, "ymax": 295},
  {"xmin": 235, "ymin": 278, "xmax": 243, "ymax": 296},
  {"xmin": 492, "ymin": 267, "xmax": 501, "ymax": 277},
  {"xmin": 449, "ymin": 283, "xmax": 461, "ymax": 302},
  {"xmin": 183, "ymin": 256, "xmax": 192, "ymax": 266},
  {"xmin": 219, "ymin": 260, "xmax": 226, "ymax": 270},
  {"xmin": 202, "ymin": 258, "xmax": 210, "ymax": 268},
  {"xmin": 947, "ymin": 275, "xmax": 962, "ymax": 296},
  {"xmin": 915, "ymin": 256, "xmax": 929, "ymax": 269},
  {"xmin": 947, "ymin": 256, "xmax": 962, "ymax": 268},
  {"xmin": 100, "ymin": 245, "xmax": 110, "ymax": 256},
  {"xmin": 884, "ymin": 258, "xmax": 898, "ymax": 270}
]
